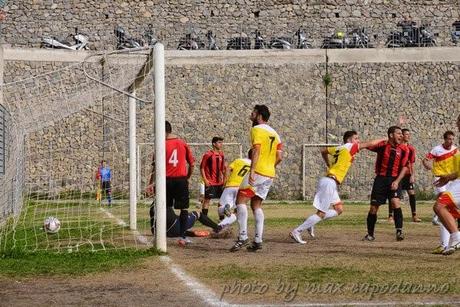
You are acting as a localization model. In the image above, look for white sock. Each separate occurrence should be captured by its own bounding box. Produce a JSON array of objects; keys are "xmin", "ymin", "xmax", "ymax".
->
[
  {"xmin": 440, "ymin": 224, "xmax": 450, "ymax": 248},
  {"xmin": 254, "ymin": 208, "xmax": 264, "ymax": 243},
  {"xmin": 451, "ymin": 231, "xmax": 460, "ymax": 245},
  {"xmin": 219, "ymin": 213, "xmax": 237, "ymax": 226},
  {"xmin": 236, "ymin": 204, "xmax": 248, "ymax": 241},
  {"xmin": 323, "ymin": 209, "xmax": 338, "ymax": 220},
  {"xmin": 295, "ymin": 214, "xmax": 322, "ymax": 233}
]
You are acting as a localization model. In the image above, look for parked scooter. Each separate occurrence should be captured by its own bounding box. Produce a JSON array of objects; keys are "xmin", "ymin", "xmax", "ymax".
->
[
  {"xmin": 269, "ymin": 28, "xmax": 312, "ymax": 49},
  {"xmin": 114, "ymin": 26, "xmax": 144, "ymax": 50},
  {"xmin": 451, "ymin": 20, "xmax": 460, "ymax": 45},
  {"xmin": 41, "ymin": 29, "xmax": 89, "ymax": 50},
  {"xmin": 386, "ymin": 21, "xmax": 436, "ymax": 47}
]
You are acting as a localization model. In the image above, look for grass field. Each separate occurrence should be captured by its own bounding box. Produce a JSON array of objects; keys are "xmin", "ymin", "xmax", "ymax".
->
[
  {"xmin": 1, "ymin": 199, "xmax": 459, "ymax": 305},
  {"xmin": 166, "ymin": 201, "xmax": 460, "ymax": 304}
]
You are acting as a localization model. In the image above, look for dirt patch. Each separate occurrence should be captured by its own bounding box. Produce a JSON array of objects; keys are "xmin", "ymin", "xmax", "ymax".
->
[{"xmin": 0, "ymin": 257, "xmax": 199, "ymax": 306}]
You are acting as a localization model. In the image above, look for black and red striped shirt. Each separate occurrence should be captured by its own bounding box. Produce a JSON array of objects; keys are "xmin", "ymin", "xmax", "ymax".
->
[
  {"xmin": 200, "ymin": 150, "xmax": 225, "ymax": 186},
  {"xmin": 406, "ymin": 144, "xmax": 416, "ymax": 175},
  {"xmin": 368, "ymin": 141, "xmax": 409, "ymax": 177}
]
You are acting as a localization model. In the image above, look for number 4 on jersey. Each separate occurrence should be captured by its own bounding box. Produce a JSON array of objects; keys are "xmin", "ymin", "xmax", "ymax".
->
[{"xmin": 168, "ymin": 149, "xmax": 178, "ymax": 167}]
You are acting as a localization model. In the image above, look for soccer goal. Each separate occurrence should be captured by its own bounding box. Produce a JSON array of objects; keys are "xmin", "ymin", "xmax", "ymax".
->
[{"xmin": 0, "ymin": 44, "xmax": 168, "ymax": 253}]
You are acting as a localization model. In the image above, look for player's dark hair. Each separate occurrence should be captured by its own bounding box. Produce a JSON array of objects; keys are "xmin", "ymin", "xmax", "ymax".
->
[
  {"xmin": 254, "ymin": 105, "xmax": 270, "ymax": 121},
  {"xmin": 402, "ymin": 128, "xmax": 410, "ymax": 134},
  {"xmin": 165, "ymin": 121, "xmax": 172, "ymax": 133},
  {"xmin": 444, "ymin": 130, "xmax": 455, "ymax": 139},
  {"xmin": 343, "ymin": 130, "xmax": 357, "ymax": 143},
  {"xmin": 247, "ymin": 149, "xmax": 253, "ymax": 159},
  {"xmin": 212, "ymin": 136, "xmax": 224, "ymax": 144},
  {"xmin": 387, "ymin": 126, "xmax": 401, "ymax": 137}
]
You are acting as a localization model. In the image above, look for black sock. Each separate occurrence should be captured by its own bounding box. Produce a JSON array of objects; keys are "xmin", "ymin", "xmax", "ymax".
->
[
  {"xmin": 367, "ymin": 213, "xmax": 377, "ymax": 236},
  {"xmin": 198, "ymin": 213, "xmax": 219, "ymax": 231},
  {"xmin": 179, "ymin": 210, "xmax": 188, "ymax": 239},
  {"xmin": 202, "ymin": 208, "xmax": 208, "ymax": 216},
  {"xmin": 219, "ymin": 215, "xmax": 224, "ymax": 221},
  {"xmin": 388, "ymin": 204, "xmax": 393, "ymax": 218},
  {"xmin": 393, "ymin": 207, "xmax": 403, "ymax": 230},
  {"xmin": 409, "ymin": 195, "xmax": 416, "ymax": 216}
]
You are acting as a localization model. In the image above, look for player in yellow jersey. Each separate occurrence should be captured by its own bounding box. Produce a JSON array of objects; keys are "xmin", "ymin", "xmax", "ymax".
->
[
  {"xmin": 215, "ymin": 150, "xmax": 252, "ymax": 232},
  {"xmin": 290, "ymin": 131, "xmax": 384, "ymax": 244},
  {"xmin": 422, "ymin": 131, "xmax": 458, "ymax": 252},
  {"xmin": 230, "ymin": 105, "xmax": 283, "ymax": 252},
  {"xmin": 433, "ymin": 115, "xmax": 460, "ymax": 255}
]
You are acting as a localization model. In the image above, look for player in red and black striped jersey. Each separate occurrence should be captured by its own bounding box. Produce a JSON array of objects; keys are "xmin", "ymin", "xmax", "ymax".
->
[
  {"xmin": 388, "ymin": 128, "xmax": 421, "ymax": 223},
  {"xmin": 200, "ymin": 136, "xmax": 227, "ymax": 217},
  {"xmin": 364, "ymin": 126, "xmax": 410, "ymax": 242},
  {"xmin": 146, "ymin": 121, "xmax": 195, "ymax": 247}
]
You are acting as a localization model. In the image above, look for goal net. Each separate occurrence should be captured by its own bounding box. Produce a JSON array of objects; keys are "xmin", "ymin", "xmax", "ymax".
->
[{"xmin": 0, "ymin": 47, "xmax": 158, "ymax": 253}]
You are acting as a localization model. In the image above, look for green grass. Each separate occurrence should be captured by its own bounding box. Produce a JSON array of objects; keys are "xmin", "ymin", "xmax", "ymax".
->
[{"xmin": 0, "ymin": 248, "xmax": 161, "ymax": 276}]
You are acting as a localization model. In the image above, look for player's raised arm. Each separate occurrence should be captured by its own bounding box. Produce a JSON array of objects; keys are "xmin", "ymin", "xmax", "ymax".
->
[{"xmin": 359, "ymin": 138, "xmax": 386, "ymax": 150}]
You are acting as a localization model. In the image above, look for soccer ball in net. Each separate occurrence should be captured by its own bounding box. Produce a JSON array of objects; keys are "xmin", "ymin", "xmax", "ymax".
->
[{"xmin": 43, "ymin": 216, "xmax": 61, "ymax": 234}]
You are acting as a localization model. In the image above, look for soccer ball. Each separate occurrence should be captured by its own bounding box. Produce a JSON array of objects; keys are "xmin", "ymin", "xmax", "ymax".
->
[{"xmin": 43, "ymin": 216, "xmax": 61, "ymax": 234}]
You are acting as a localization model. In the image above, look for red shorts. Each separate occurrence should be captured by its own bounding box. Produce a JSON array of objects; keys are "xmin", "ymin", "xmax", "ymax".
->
[{"xmin": 438, "ymin": 193, "xmax": 460, "ymax": 219}]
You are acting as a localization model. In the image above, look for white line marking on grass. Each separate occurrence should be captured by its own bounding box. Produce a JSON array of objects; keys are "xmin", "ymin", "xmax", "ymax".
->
[
  {"xmin": 99, "ymin": 207, "xmax": 224, "ymax": 305},
  {"xmin": 160, "ymin": 256, "xmax": 229, "ymax": 307},
  {"xmin": 99, "ymin": 207, "xmax": 458, "ymax": 307}
]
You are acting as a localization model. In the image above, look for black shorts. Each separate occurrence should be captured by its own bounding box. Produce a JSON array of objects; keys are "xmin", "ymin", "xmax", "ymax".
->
[
  {"xmin": 400, "ymin": 175, "xmax": 414, "ymax": 191},
  {"xmin": 168, "ymin": 212, "xmax": 198, "ymax": 237},
  {"xmin": 102, "ymin": 181, "xmax": 111, "ymax": 193},
  {"xmin": 204, "ymin": 185, "xmax": 223, "ymax": 199},
  {"xmin": 166, "ymin": 177, "xmax": 190, "ymax": 209},
  {"xmin": 370, "ymin": 176, "xmax": 403, "ymax": 205}
]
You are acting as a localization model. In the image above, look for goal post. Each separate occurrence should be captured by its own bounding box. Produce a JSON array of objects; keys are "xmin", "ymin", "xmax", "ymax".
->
[{"xmin": 153, "ymin": 43, "xmax": 166, "ymax": 252}]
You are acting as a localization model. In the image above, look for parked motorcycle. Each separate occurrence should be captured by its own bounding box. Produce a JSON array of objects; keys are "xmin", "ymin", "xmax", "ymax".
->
[
  {"xmin": 115, "ymin": 26, "xmax": 144, "ymax": 49},
  {"xmin": 452, "ymin": 20, "xmax": 460, "ymax": 45},
  {"xmin": 177, "ymin": 28, "xmax": 205, "ymax": 50},
  {"xmin": 321, "ymin": 28, "xmax": 371, "ymax": 49},
  {"xmin": 41, "ymin": 29, "xmax": 89, "ymax": 50},
  {"xmin": 251, "ymin": 28, "xmax": 311, "ymax": 50},
  {"xmin": 386, "ymin": 21, "xmax": 436, "ymax": 47},
  {"xmin": 227, "ymin": 32, "xmax": 251, "ymax": 50}
]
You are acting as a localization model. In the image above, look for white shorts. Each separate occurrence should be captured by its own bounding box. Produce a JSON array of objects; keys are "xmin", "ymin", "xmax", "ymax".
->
[
  {"xmin": 219, "ymin": 187, "xmax": 238, "ymax": 210},
  {"xmin": 434, "ymin": 177, "xmax": 450, "ymax": 195},
  {"xmin": 313, "ymin": 177, "xmax": 341, "ymax": 212},
  {"xmin": 438, "ymin": 179, "xmax": 460, "ymax": 218},
  {"xmin": 444, "ymin": 179, "xmax": 460, "ymax": 207},
  {"xmin": 239, "ymin": 173, "xmax": 274, "ymax": 201}
]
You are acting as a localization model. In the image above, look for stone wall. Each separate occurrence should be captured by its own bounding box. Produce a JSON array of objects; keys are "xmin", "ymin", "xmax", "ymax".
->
[
  {"xmin": 2, "ymin": 48, "xmax": 458, "ymax": 200},
  {"xmin": 1, "ymin": 0, "xmax": 459, "ymax": 50}
]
